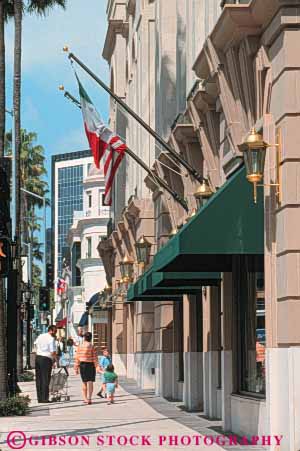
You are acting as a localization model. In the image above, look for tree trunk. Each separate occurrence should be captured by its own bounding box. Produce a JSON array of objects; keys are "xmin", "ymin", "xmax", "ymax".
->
[
  {"xmin": 0, "ymin": 0, "xmax": 5, "ymax": 153},
  {"xmin": 0, "ymin": 0, "xmax": 7, "ymax": 402},
  {"xmin": 14, "ymin": 0, "xmax": 23, "ymax": 376}
]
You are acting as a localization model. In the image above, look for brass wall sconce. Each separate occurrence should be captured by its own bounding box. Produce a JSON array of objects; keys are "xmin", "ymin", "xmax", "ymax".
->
[
  {"xmin": 238, "ymin": 127, "xmax": 282, "ymax": 204},
  {"xmin": 103, "ymin": 284, "xmax": 112, "ymax": 296},
  {"xmin": 120, "ymin": 277, "xmax": 129, "ymax": 290},
  {"xmin": 169, "ymin": 227, "xmax": 178, "ymax": 238},
  {"xmin": 185, "ymin": 208, "xmax": 197, "ymax": 223},
  {"xmin": 194, "ymin": 179, "xmax": 213, "ymax": 208},
  {"xmin": 119, "ymin": 255, "xmax": 134, "ymax": 283},
  {"xmin": 135, "ymin": 236, "xmax": 152, "ymax": 268}
]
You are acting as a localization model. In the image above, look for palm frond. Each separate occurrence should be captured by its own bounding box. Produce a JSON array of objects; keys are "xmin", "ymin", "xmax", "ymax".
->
[
  {"xmin": 27, "ymin": 0, "xmax": 66, "ymax": 16},
  {"xmin": 3, "ymin": 1, "xmax": 16, "ymax": 21}
]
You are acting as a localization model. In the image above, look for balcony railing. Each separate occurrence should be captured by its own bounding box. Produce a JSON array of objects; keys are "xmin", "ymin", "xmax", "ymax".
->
[
  {"xmin": 221, "ymin": 0, "xmax": 250, "ymax": 6},
  {"xmin": 73, "ymin": 208, "xmax": 110, "ymax": 220}
]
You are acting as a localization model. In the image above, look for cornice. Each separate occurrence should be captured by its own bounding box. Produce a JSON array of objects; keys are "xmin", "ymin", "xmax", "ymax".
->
[
  {"xmin": 144, "ymin": 173, "xmax": 160, "ymax": 194},
  {"xmin": 97, "ymin": 237, "xmax": 114, "ymax": 256},
  {"xmin": 172, "ymin": 124, "xmax": 198, "ymax": 144},
  {"xmin": 127, "ymin": 0, "xmax": 136, "ymax": 15},
  {"xmin": 193, "ymin": 0, "xmax": 280, "ymax": 79},
  {"xmin": 83, "ymin": 176, "xmax": 104, "ymax": 188},
  {"xmin": 103, "ymin": 19, "xmax": 129, "ymax": 62},
  {"xmin": 77, "ymin": 258, "xmax": 103, "ymax": 271}
]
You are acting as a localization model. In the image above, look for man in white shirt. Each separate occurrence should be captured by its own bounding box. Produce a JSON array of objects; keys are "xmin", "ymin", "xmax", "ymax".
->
[
  {"xmin": 75, "ymin": 327, "xmax": 84, "ymax": 346},
  {"xmin": 35, "ymin": 325, "xmax": 57, "ymax": 403}
]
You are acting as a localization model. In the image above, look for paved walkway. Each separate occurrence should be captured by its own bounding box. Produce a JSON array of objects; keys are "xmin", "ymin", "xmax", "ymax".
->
[{"xmin": 0, "ymin": 373, "xmax": 268, "ymax": 451}]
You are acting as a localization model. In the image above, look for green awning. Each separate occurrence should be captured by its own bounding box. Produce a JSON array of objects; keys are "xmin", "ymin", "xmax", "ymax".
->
[
  {"xmin": 127, "ymin": 282, "xmax": 182, "ymax": 302},
  {"xmin": 153, "ymin": 166, "xmax": 264, "ymax": 273},
  {"xmin": 127, "ymin": 265, "xmax": 220, "ymax": 302},
  {"xmin": 141, "ymin": 267, "xmax": 220, "ymax": 293},
  {"xmin": 151, "ymin": 271, "xmax": 221, "ymax": 288}
]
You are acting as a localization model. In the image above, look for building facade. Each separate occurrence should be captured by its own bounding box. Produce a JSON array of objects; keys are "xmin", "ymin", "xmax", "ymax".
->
[
  {"xmin": 51, "ymin": 150, "xmax": 93, "ymax": 280},
  {"xmin": 66, "ymin": 164, "xmax": 110, "ymax": 350},
  {"xmin": 51, "ymin": 150, "xmax": 93, "ymax": 321},
  {"xmin": 100, "ymin": 1, "xmax": 300, "ymax": 450}
]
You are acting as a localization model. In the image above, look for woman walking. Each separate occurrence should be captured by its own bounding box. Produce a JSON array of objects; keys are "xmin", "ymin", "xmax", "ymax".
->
[{"xmin": 74, "ymin": 332, "xmax": 100, "ymax": 404}]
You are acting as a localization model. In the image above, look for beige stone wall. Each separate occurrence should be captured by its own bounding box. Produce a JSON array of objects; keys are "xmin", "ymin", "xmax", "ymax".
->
[
  {"xmin": 266, "ymin": 18, "xmax": 300, "ymax": 346},
  {"xmin": 154, "ymin": 301, "xmax": 174, "ymax": 353}
]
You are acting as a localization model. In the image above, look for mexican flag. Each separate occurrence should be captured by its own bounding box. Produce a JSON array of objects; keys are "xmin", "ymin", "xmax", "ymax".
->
[{"xmin": 76, "ymin": 76, "xmax": 126, "ymax": 205}]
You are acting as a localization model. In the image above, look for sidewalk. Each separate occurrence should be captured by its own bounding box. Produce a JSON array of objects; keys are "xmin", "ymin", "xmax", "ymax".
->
[{"xmin": 0, "ymin": 374, "xmax": 267, "ymax": 451}]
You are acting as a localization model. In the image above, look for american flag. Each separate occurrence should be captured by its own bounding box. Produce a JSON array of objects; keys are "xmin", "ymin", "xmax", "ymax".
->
[{"xmin": 56, "ymin": 278, "xmax": 67, "ymax": 296}]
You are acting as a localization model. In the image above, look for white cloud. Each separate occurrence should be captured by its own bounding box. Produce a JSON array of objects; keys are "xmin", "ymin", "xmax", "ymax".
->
[{"xmin": 5, "ymin": 0, "xmax": 109, "ymax": 83}]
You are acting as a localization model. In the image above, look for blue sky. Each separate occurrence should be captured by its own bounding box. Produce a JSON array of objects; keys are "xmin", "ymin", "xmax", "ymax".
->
[{"xmin": 5, "ymin": 0, "xmax": 109, "ymax": 227}]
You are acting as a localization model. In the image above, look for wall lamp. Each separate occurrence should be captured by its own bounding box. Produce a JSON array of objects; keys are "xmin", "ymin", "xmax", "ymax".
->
[
  {"xmin": 119, "ymin": 255, "xmax": 134, "ymax": 284},
  {"xmin": 238, "ymin": 127, "xmax": 282, "ymax": 204},
  {"xmin": 193, "ymin": 179, "xmax": 213, "ymax": 208},
  {"xmin": 185, "ymin": 208, "xmax": 197, "ymax": 223},
  {"xmin": 103, "ymin": 284, "xmax": 112, "ymax": 296},
  {"xmin": 135, "ymin": 235, "xmax": 152, "ymax": 269}
]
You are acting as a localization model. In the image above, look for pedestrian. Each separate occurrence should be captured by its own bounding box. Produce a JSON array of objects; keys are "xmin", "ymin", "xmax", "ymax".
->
[
  {"xmin": 97, "ymin": 348, "xmax": 112, "ymax": 398},
  {"xmin": 75, "ymin": 327, "xmax": 84, "ymax": 346},
  {"xmin": 34, "ymin": 325, "xmax": 58, "ymax": 403},
  {"xmin": 66, "ymin": 337, "xmax": 74, "ymax": 362},
  {"xmin": 56, "ymin": 337, "xmax": 63, "ymax": 368},
  {"xmin": 74, "ymin": 332, "xmax": 100, "ymax": 404},
  {"xmin": 103, "ymin": 364, "xmax": 118, "ymax": 405},
  {"xmin": 58, "ymin": 338, "xmax": 69, "ymax": 376}
]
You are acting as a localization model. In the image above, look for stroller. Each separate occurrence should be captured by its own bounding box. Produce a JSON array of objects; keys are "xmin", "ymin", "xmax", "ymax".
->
[{"xmin": 49, "ymin": 368, "xmax": 70, "ymax": 402}]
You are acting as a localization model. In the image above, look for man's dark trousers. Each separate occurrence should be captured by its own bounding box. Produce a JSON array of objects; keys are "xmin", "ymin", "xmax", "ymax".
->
[{"xmin": 35, "ymin": 355, "xmax": 52, "ymax": 402}]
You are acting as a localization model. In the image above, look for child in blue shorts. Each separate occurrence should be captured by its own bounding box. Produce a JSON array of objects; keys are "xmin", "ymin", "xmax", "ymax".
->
[
  {"xmin": 97, "ymin": 349, "xmax": 112, "ymax": 398},
  {"xmin": 103, "ymin": 364, "xmax": 118, "ymax": 405}
]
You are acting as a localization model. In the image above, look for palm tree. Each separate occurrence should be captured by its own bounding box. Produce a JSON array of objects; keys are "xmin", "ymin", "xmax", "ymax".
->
[
  {"xmin": 0, "ymin": 0, "xmax": 7, "ymax": 406},
  {"xmin": 0, "ymin": 1, "xmax": 5, "ymax": 155},
  {"xmin": 5, "ymin": 128, "xmax": 49, "ymax": 267},
  {"xmin": 0, "ymin": 0, "xmax": 67, "ymax": 399},
  {"xmin": 13, "ymin": 0, "xmax": 23, "ymax": 376},
  {"xmin": 0, "ymin": 0, "xmax": 14, "ymax": 402},
  {"xmin": 12, "ymin": 0, "xmax": 66, "ymax": 375},
  {"xmin": 5, "ymin": 127, "xmax": 49, "ymax": 374}
]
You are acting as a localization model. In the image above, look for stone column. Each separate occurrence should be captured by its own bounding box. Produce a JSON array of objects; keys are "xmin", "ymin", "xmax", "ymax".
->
[
  {"xmin": 173, "ymin": 299, "xmax": 184, "ymax": 401},
  {"xmin": 154, "ymin": 301, "xmax": 174, "ymax": 398},
  {"xmin": 107, "ymin": 309, "xmax": 113, "ymax": 353},
  {"xmin": 126, "ymin": 303, "xmax": 135, "ymax": 379},
  {"xmin": 221, "ymin": 272, "xmax": 233, "ymax": 432},
  {"xmin": 265, "ymin": 5, "xmax": 300, "ymax": 450},
  {"xmin": 112, "ymin": 296, "xmax": 127, "ymax": 376},
  {"xmin": 135, "ymin": 300, "xmax": 155, "ymax": 389},
  {"xmin": 183, "ymin": 294, "xmax": 203, "ymax": 411},
  {"xmin": 203, "ymin": 287, "xmax": 221, "ymax": 419}
]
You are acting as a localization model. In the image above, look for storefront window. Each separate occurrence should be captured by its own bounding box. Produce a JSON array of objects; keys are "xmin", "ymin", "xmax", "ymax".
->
[{"xmin": 234, "ymin": 257, "xmax": 265, "ymax": 397}]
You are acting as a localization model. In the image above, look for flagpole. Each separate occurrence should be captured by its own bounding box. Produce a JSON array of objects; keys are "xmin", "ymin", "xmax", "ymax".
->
[
  {"xmin": 124, "ymin": 147, "xmax": 188, "ymax": 212},
  {"xmin": 59, "ymin": 87, "xmax": 189, "ymax": 213},
  {"xmin": 64, "ymin": 49, "xmax": 204, "ymax": 184}
]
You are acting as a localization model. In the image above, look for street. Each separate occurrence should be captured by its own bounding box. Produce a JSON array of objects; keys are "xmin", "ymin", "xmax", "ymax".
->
[{"xmin": 0, "ymin": 374, "xmax": 266, "ymax": 451}]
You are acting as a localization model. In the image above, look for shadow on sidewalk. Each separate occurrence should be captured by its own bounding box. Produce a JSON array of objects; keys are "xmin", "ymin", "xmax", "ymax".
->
[{"xmin": 118, "ymin": 378, "xmax": 268, "ymax": 451}]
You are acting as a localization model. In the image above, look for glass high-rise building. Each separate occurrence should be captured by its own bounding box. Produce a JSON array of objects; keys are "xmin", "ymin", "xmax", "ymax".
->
[{"xmin": 51, "ymin": 150, "xmax": 93, "ymax": 283}]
